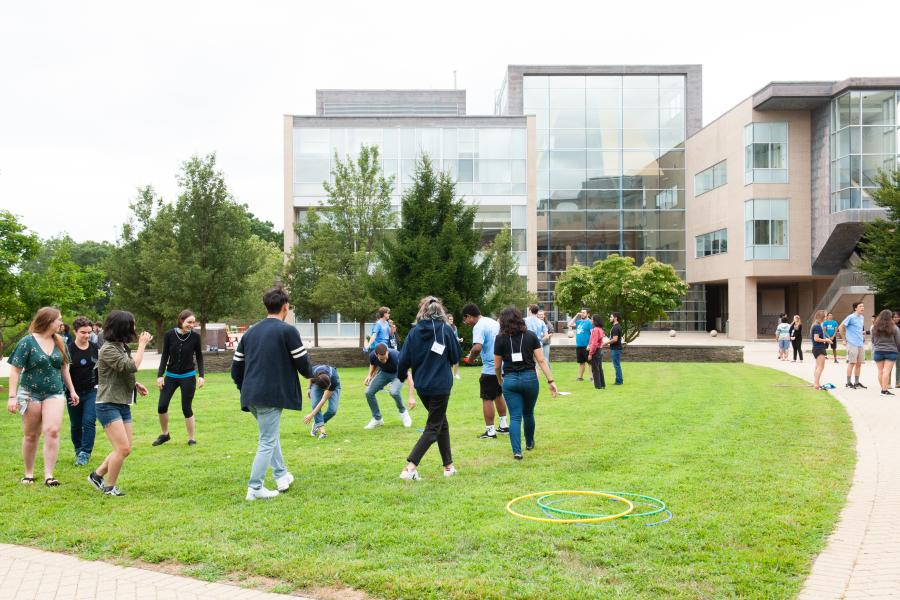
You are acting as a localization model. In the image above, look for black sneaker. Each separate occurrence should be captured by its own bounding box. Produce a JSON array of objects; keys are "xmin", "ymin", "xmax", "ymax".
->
[
  {"xmin": 525, "ymin": 443, "xmax": 535, "ymax": 451},
  {"xmin": 497, "ymin": 427, "xmax": 510, "ymax": 434},
  {"xmin": 478, "ymin": 430, "xmax": 497, "ymax": 439},
  {"xmin": 513, "ymin": 453, "xmax": 523, "ymax": 460},
  {"xmin": 187, "ymin": 439, "xmax": 197, "ymax": 446},
  {"xmin": 87, "ymin": 471, "xmax": 104, "ymax": 491},
  {"xmin": 854, "ymin": 382, "xmax": 867, "ymax": 389},
  {"xmin": 151, "ymin": 433, "xmax": 171, "ymax": 446},
  {"xmin": 845, "ymin": 383, "xmax": 855, "ymax": 389},
  {"xmin": 881, "ymin": 390, "xmax": 894, "ymax": 396},
  {"xmin": 103, "ymin": 485, "xmax": 125, "ymax": 497}
]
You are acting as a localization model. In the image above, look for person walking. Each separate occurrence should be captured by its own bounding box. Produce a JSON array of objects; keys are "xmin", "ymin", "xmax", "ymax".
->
[
  {"xmin": 823, "ymin": 312, "xmax": 839, "ymax": 363},
  {"xmin": 607, "ymin": 313, "xmax": 624, "ymax": 385},
  {"xmin": 6, "ymin": 307, "xmax": 80, "ymax": 487},
  {"xmin": 67, "ymin": 316, "xmax": 99, "ymax": 466},
  {"xmin": 397, "ymin": 296, "xmax": 461, "ymax": 481},
  {"xmin": 231, "ymin": 287, "xmax": 313, "ymax": 500},
  {"xmin": 586, "ymin": 314, "xmax": 606, "ymax": 389},
  {"xmin": 493, "ymin": 307, "xmax": 558, "ymax": 460},
  {"xmin": 363, "ymin": 343, "xmax": 415, "ymax": 429},
  {"xmin": 153, "ymin": 310, "xmax": 205, "ymax": 447},
  {"xmin": 365, "ymin": 307, "xmax": 392, "ymax": 352},
  {"xmin": 775, "ymin": 317, "xmax": 791, "ymax": 361},
  {"xmin": 568, "ymin": 310, "xmax": 593, "ymax": 381},
  {"xmin": 789, "ymin": 315, "xmax": 804, "ymax": 362},
  {"xmin": 88, "ymin": 311, "xmax": 152, "ymax": 497},
  {"xmin": 305, "ymin": 364, "xmax": 340, "ymax": 439},
  {"xmin": 894, "ymin": 311, "xmax": 900, "ymax": 388},
  {"xmin": 810, "ymin": 310, "xmax": 828, "ymax": 390},
  {"xmin": 538, "ymin": 309, "xmax": 554, "ymax": 364},
  {"xmin": 871, "ymin": 309, "xmax": 900, "ymax": 396},
  {"xmin": 839, "ymin": 302, "xmax": 867, "ymax": 389},
  {"xmin": 461, "ymin": 303, "xmax": 509, "ymax": 439},
  {"xmin": 448, "ymin": 314, "xmax": 462, "ymax": 380}
]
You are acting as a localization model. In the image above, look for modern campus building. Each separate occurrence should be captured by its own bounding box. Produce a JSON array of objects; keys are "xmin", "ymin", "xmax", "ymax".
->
[{"xmin": 284, "ymin": 69, "xmax": 899, "ymax": 339}]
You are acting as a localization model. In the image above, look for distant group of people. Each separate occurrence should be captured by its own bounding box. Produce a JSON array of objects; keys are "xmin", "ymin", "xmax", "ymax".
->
[
  {"xmin": 568, "ymin": 308, "xmax": 624, "ymax": 388},
  {"xmin": 804, "ymin": 303, "xmax": 900, "ymax": 394}
]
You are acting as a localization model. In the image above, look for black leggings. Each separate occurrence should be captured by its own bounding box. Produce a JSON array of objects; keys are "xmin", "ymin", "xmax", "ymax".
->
[
  {"xmin": 158, "ymin": 376, "xmax": 197, "ymax": 418},
  {"xmin": 792, "ymin": 339, "xmax": 803, "ymax": 361},
  {"xmin": 407, "ymin": 394, "xmax": 452, "ymax": 467},
  {"xmin": 590, "ymin": 351, "xmax": 606, "ymax": 389}
]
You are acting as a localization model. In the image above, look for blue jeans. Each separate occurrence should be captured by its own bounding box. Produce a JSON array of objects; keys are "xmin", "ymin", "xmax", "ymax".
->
[
  {"xmin": 248, "ymin": 406, "xmax": 287, "ymax": 490},
  {"xmin": 365, "ymin": 370, "xmax": 405, "ymax": 420},
  {"xmin": 67, "ymin": 388, "xmax": 97, "ymax": 456},
  {"xmin": 310, "ymin": 385, "xmax": 340, "ymax": 426},
  {"xmin": 611, "ymin": 348, "xmax": 623, "ymax": 384},
  {"xmin": 502, "ymin": 371, "xmax": 539, "ymax": 455}
]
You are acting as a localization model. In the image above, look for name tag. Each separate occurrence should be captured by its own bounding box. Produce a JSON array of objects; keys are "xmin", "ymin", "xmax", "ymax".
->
[
  {"xmin": 431, "ymin": 341, "xmax": 445, "ymax": 355},
  {"xmin": 511, "ymin": 352, "xmax": 524, "ymax": 363}
]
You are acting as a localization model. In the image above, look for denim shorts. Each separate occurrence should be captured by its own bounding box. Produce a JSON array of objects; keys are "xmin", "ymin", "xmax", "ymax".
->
[
  {"xmin": 96, "ymin": 403, "xmax": 133, "ymax": 427},
  {"xmin": 873, "ymin": 351, "xmax": 898, "ymax": 363},
  {"xmin": 15, "ymin": 389, "xmax": 65, "ymax": 415},
  {"xmin": 778, "ymin": 339, "xmax": 790, "ymax": 351}
]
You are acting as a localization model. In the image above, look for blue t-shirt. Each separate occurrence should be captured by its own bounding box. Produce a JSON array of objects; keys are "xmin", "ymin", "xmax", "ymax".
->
[
  {"xmin": 369, "ymin": 349, "xmax": 400, "ymax": 374},
  {"xmin": 311, "ymin": 364, "xmax": 340, "ymax": 390},
  {"xmin": 525, "ymin": 315, "xmax": 547, "ymax": 341},
  {"xmin": 811, "ymin": 324, "xmax": 826, "ymax": 349},
  {"xmin": 841, "ymin": 313, "xmax": 865, "ymax": 347},
  {"xmin": 369, "ymin": 320, "xmax": 391, "ymax": 349},
  {"xmin": 574, "ymin": 319, "xmax": 593, "ymax": 347},
  {"xmin": 472, "ymin": 316, "xmax": 500, "ymax": 375},
  {"xmin": 823, "ymin": 319, "xmax": 838, "ymax": 337}
]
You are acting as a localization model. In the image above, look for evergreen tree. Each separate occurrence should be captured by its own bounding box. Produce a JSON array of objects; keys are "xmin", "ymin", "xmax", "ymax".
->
[
  {"xmin": 482, "ymin": 225, "xmax": 536, "ymax": 316},
  {"xmin": 859, "ymin": 170, "xmax": 900, "ymax": 307},
  {"xmin": 374, "ymin": 156, "xmax": 488, "ymax": 334}
]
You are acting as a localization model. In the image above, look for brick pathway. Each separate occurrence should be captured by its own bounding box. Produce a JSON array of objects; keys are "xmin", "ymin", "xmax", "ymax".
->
[
  {"xmin": 744, "ymin": 342, "xmax": 900, "ymax": 599},
  {"xmin": 0, "ymin": 544, "xmax": 311, "ymax": 600}
]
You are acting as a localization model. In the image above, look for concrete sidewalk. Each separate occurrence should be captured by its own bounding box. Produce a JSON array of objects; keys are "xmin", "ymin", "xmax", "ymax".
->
[
  {"xmin": 743, "ymin": 342, "xmax": 900, "ymax": 599},
  {"xmin": 0, "ymin": 544, "xmax": 311, "ymax": 600}
]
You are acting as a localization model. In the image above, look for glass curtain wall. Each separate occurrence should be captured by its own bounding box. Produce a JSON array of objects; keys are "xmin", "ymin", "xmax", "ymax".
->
[
  {"xmin": 525, "ymin": 74, "xmax": 701, "ymax": 329},
  {"xmin": 293, "ymin": 126, "xmax": 528, "ymax": 262},
  {"xmin": 831, "ymin": 90, "xmax": 900, "ymax": 211}
]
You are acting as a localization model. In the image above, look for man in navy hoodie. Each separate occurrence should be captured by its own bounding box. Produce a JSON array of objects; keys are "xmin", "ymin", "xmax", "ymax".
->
[
  {"xmin": 232, "ymin": 287, "xmax": 312, "ymax": 500},
  {"xmin": 397, "ymin": 296, "xmax": 461, "ymax": 481}
]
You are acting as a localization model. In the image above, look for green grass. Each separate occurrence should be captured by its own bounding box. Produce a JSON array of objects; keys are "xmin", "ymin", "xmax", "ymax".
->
[{"xmin": 0, "ymin": 363, "xmax": 854, "ymax": 599}]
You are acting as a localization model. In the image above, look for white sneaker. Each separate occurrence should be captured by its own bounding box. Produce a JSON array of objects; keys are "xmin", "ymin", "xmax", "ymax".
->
[
  {"xmin": 275, "ymin": 472, "xmax": 294, "ymax": 492},
  {"xmin": 443, "ymin": 465, "xmax": 457, "ymax": 478},
  {"xmin": 454, "ymin": 374, "xmax": 461, "ymax": 380},
  {"xmin": 364, "ymin": 418, "xmax": 385, "ymax": 430},
  {"xmin": 245, "ymin": 486, "xmax": 279, "ymax": 501},
  {"xmin": 399, "ymin": 468, "xmax": 421, "ymax": 481},
  {"xmin": 400, "ymin": 411, "xmax": 412, "ymax": 428}
]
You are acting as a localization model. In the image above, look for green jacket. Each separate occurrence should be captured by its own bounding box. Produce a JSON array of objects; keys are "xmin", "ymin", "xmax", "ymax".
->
[{"xmin": 97, "ymin": 342, "xmax": 137, "ymax": 405}]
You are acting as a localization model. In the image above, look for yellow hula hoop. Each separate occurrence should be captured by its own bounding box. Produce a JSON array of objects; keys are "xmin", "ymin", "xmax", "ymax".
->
[{"xmin": 506, "ymin": 490, "xmax": 634, "ymax": 524}]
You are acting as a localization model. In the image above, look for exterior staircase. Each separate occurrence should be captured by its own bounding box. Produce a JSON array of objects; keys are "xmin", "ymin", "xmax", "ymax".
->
[{"xmin": 808, "ymin": 268, "xmax": 870, "ymax": 324}]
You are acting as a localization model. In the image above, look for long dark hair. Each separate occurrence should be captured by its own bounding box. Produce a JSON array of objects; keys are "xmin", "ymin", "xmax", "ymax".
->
[
  {"xmin": 498, "ymin": 307, "xmax": 526, "ymax": 336},
  {"xmin": 872, "ymin": 309, "xmax": 896, "ymax": 338},
  {"xmin": 103, "ymin": 310, "xmax": 137, "ymax": 344}
]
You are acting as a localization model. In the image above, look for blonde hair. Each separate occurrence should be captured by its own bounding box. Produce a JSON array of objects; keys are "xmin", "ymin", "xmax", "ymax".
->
[
  {"xmin": 415, "ymin": 296, "xmax": 448, "ymax": 323},
  {"xmin": 814, "ymin": 309, "xmax": 826, "ymax": 324},
  {"xmin": 28, "ymin": 307, "xmax": 69, "ymax": 364}
]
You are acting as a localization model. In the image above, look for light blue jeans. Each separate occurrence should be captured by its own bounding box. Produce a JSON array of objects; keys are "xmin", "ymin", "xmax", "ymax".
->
[
  {"xmin": 310, "ymin": 385, "xmax": 340, "ymax": 427},
  {"xmin": 248, "ymin": 406, "xmax": 287, "ymax": 490},
  {"xmin": 365, "ymin": 370, "xmax": 406, "ymax": 420},
  {"xmin": 542, "ymin": 342, "xmax": 550, "ymax": 364}
]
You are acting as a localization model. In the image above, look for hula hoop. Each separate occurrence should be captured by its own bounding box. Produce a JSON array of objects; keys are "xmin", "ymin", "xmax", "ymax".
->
[
  {"xmin": 538, "ymin": 498, "xmax": 674, "ymax": 527},
  {"xmin": 536, "ymin": 491, "xmax": 666, "ymax": 519},
  {"xmin": 506, "ymin": 491, "xmax": 633, "ymax": 524}
]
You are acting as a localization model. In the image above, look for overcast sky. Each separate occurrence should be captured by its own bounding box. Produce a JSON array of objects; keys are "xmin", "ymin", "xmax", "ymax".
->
[{"xmin": 1, "ymin": 0, "xmax": 897, "ymax": 244}]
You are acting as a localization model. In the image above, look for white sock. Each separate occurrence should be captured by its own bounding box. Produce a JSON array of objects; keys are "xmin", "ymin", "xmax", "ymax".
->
[
  {"xmin": 487, "ymin": 425, "xmax": 496, "ymax": 435},
  {"xmin": 499, "ymin": 416, "xmax": 508, "ymax": 428}
]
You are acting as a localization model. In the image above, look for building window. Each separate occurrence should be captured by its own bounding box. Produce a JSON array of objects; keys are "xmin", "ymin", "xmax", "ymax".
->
[
  {"xmin": 744, "ymin": 123, "xmax": 788, "ymax": 184},
  {"xmin": 695, "ymin": 229, "xmax": 727, "ymax": 258},
  {"xmin": 830, "ymin": 90, "xmax": 899, "ymax": 212},
  {"xmin": 744, "ymin": 199, "xmax": 788, "ymax": 260},
  {"xmin": 694, "ymin": 160, "xmax": 727, "ymax": 196}
]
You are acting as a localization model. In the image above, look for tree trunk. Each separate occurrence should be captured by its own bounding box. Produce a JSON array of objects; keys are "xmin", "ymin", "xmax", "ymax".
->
[
  {"xmin": 313, "ymin": 320, "xmax": 319, "ymax": 348},
  {"xmin": 359, "ymin": 319, "xmax": 365, "ymax": 349},
  {"xmin": 154, "ymin": 319, "xmax": 165, "ymax": 352}
]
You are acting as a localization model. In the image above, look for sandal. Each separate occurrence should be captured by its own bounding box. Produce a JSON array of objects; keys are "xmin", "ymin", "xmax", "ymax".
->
[
  {"xmin": 20, "ymin": 477, "xmax": 35, "ymax": 484},
  {"xmin": 44, "ymin": 477, "xmax": 60, "ymax": 487}
]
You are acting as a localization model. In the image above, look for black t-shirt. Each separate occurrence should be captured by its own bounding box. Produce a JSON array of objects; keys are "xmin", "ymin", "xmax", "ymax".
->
[
  {"xmin": 494, "ymin": 330, "xmax": 542, "ymax": 373},
  {"xmin": 610, "ymin": 323, "xmax": 623, "ymax": 349},
  {"xmin": 67, "ymin": 340, "xmax": 99, "ymax": 394},
  {"xmin": 369, "ymin": 349, "xmax": 400, "ymax": 374}
]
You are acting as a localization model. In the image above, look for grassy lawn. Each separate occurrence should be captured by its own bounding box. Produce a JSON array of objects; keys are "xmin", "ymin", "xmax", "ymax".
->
[{"xmin": 0, "ymin": 363, "xmax": 854, "ymax": 599}]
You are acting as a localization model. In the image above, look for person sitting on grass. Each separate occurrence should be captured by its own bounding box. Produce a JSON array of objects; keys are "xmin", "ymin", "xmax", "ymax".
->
[
  {"xmin": 305, "ymin": 365, "xmax": 340, "ymax": 440},
  {"xmin": 363, "ymin": 343, "xmax": 415, "ymax": 430}
]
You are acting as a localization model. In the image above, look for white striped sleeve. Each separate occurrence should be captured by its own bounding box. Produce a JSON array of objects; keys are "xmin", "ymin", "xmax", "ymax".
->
[
  {"xmin": 290, "ymin": 345, "xmax": 307, "ymax": 358},
  {"xmin": 233, "ymin": 349, "xmax": 245, "ymax": 362}
]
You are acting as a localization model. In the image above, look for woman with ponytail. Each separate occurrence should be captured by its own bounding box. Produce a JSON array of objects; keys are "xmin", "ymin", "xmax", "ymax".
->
[{"xmin": 5, "ymin": 307, "xmax": 79, "ymax": 487}]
